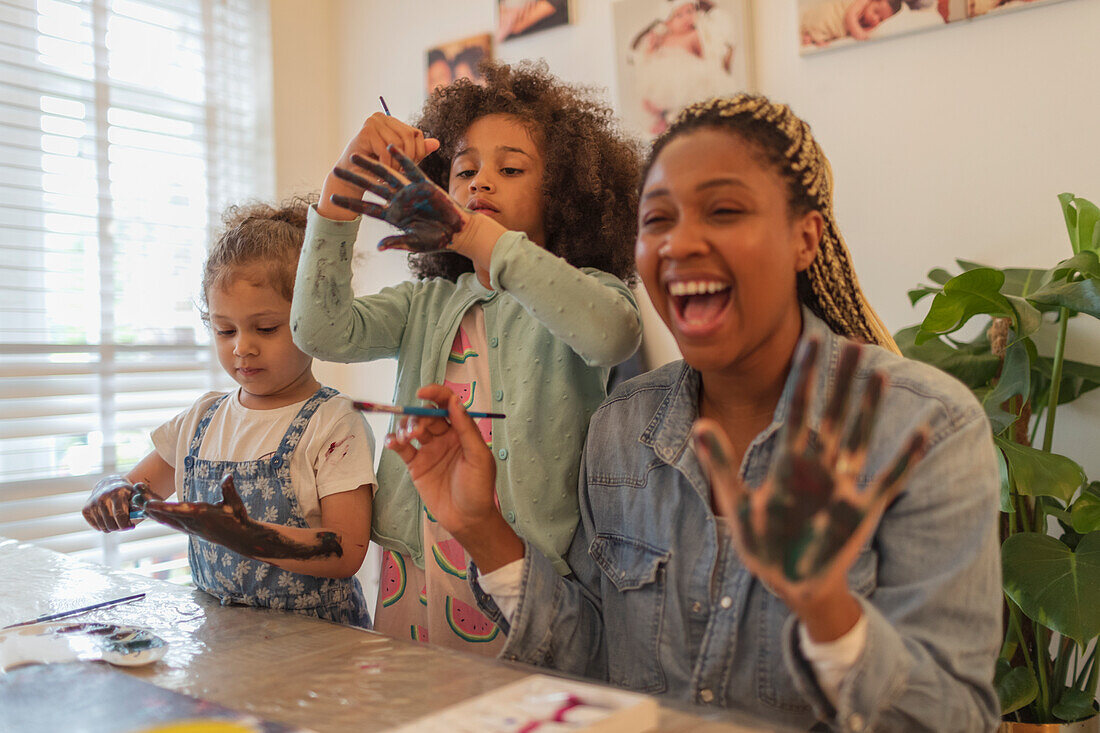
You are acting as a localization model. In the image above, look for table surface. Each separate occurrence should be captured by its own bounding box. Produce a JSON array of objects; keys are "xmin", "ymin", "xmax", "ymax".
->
[{"xmin": 0, "ymin": 538, "xmax": 776, "ymax": 732}]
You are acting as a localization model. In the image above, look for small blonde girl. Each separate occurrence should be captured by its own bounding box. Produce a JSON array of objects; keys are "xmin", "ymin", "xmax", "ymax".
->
[{"xmin": 84, "ymin": 197, "xmax": 376, "ymax": 628}]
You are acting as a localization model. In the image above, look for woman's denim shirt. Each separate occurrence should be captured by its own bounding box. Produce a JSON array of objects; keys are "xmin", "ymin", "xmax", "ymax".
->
[{"xmin": 472, "ymin": 309, "xmax": 1002, "ymax": 732}]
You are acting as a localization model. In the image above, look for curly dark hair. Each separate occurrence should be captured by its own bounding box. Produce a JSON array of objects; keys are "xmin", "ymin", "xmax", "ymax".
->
[
  {"xmin": 410, "ymin": 60, "xmax": 641, "ymax": 284},
  {"xmin": 200, "ymin": 193, "xmax": 318, "ymax": 321}
]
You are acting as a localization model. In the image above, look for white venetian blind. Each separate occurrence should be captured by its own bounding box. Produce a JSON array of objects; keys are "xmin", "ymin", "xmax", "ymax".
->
[{"xmin": 0, "ymin": 0, "xmax": 273, "ymax": 580}]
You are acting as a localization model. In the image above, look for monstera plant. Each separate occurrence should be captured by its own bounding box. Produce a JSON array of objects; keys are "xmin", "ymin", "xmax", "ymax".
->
[{"xmin": 898, "ymin": 193, "xmax": 1100, "ymax": 727}]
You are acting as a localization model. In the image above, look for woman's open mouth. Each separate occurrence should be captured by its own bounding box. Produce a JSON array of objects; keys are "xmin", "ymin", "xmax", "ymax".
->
[{"xmin": 667, "ymin": 279, "xmax": 732, "ymax": 336}]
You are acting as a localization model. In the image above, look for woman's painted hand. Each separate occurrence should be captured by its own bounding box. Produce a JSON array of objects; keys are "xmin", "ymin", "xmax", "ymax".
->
[
  {"xmin": 330, "ymin": 146, "xmax": 468, "ymax": 253},
  {"xmin": 385, "ymin": 384, "xmax": 523, "ymax": 572},
  {"xmin": 319, "ymin": 113, "xmax": 440, "ymax": 221},
  {"xmin": 693, "ymin": 340, "xmax": 928, "ymax": 630},
  {"xmin": 82, "ymin": 475, "xmax": 153, "ymax": 533},
  {"xmin": 144, "ymin": 474, "xmax": 342, "ymax": 561}
]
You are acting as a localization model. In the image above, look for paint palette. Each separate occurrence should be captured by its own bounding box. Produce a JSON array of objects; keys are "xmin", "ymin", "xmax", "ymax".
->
[{"xmin": 0, "ymin": 622, "xmax": 167, "ymax": 672}]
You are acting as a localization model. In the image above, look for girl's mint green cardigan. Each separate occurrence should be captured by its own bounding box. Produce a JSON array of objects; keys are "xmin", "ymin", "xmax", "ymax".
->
[{"xmin": 291, "ymin": 207, "xmax": 642, "ymax": 573}]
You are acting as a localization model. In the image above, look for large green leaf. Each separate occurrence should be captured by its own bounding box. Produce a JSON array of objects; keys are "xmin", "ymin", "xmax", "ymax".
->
[
  {"xmin": 1071, "ymin": 483, "xmax": 1100, "ymax": 534},
  {"xmin": 895, "ymin": 326, "xmax": 1001, "ymax": 390},
  {"xmin": 1006, "ymin": 295, "xmax": 1043, "ymax": 337},
  {"xmin": 1028, "ymin": 278, "xmax": 1100, "ymax": 319},
  {"xmin": 996, "ymin": 436, "xmax": 1085, "ymax": 503},
  {"xmin": 983, "ymin": 340, "xmax": 1032, "ymax": 433},
  {"xmin": 994, "ymin": 660, "xmax": 1038, "ymax": 715},
  {"xmin": 1002, "ymin": 531, "xmax": 1100, "ymax": 645},
  {"xmin": 1053, "ymin": 687, "xmax": 1098, "ymax": 722},
  {"xmin": 1060, "ymin": 193, "xmax": 1100, "ymax": 256},
  {"xmin": 918, "ymin": 269, "xmax": 1014, "ymax": 342}
]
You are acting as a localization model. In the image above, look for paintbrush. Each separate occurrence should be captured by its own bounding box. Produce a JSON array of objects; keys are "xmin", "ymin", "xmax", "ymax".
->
[
  {"xmin": 379, "ymin": 95, "xmax": 391, "ymax": 116},
  {"xmin": 3, "ymin": 593, "xmax": 147, "ymax": 629},
  {"xmin": 353, "ymin": 401, "xmax": 505, "ymax": 420}
]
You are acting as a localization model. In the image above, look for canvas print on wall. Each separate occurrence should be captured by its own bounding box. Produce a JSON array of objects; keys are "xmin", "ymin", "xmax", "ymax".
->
[
  {"xmin": 496, "ymin": 0, "xmax": 571, "ymax": 42},
  {"xmin": 426, "ymin": 34, "xmax": 493, "ymax": 95},
  {"xmin": 798, "ymin": 0, "xmax": 965, "ymax": 54},
  {"xmin": 968, "ymin": 0, "xmax": 1071, "ymax": 19},
  {"xmin": 613, "ymin": 0, "xmax": 754, "ymax": 139}
]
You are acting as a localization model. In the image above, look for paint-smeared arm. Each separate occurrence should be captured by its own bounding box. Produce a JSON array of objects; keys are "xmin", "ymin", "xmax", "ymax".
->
[
  {"xmin": 290, "ymin": 205, "xmax": 413, "ymax": 363},
  {"xmin": 488, "ymin": 234, "xmax": 642, "ymax": 367},
  {"xmin": 144, "ymin": 474, "xmax": 370, "ymax": 578}
]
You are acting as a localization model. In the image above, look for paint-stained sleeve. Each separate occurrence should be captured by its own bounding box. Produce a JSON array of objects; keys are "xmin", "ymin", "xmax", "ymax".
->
[
  {"xmin": 291, "ymin": 205, "xmax": 413, "ymax": 363},
  {"xmin": 487, "ymin": 231, "xmax": 641, "ymax": 368}
]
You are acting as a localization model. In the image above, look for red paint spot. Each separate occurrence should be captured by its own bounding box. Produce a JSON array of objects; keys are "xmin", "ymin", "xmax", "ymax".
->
[{"xmin": 325, "ymin": 435, "xmax": 353, "ymax": 459}]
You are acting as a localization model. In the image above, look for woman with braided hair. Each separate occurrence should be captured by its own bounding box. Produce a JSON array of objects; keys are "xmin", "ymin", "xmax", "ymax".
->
[{"xmin": 383, "ymin": 94, "xmax": 1002, "ymax": 730}]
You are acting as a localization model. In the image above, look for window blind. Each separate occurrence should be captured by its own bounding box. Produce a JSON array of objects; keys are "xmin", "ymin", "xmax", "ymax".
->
[{"xmin": 0, "ymin": 0, "xmax": 273, "ymax": 581}]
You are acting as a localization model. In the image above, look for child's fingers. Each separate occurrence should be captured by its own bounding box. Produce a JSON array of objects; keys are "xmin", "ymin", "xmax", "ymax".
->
[
  {"xmin": 387, "ymin": 145, "xmax": 430, "ymax": 184},
  {"xmin": 330, "ymin": 194, "xmax": 386, "ymax": 221},
  {"xmin": 333, "ymin": 164, "xmax": 396, "ymax": 200},
  {"xmin": 377, "ymin": 234, "xmax": 419, "ymax": 252},
  {"xmin": 347, "ymin": 153, "xmax": 407, "ymax": 190}
]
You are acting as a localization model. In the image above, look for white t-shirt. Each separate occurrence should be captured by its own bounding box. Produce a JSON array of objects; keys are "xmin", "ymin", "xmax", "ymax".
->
[{"xmin": 151, "ymin": 389, "xmax": 377, "ymax": 528}]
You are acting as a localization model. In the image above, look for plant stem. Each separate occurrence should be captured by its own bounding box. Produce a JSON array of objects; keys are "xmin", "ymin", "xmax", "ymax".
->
[
  {"xmin": 1036, "ymin": 622, "xmax": 1052, "ymax": 718},
  {"xmin": 1041, "ymin": 307, "xmax": 1070, "ymax": 453}
]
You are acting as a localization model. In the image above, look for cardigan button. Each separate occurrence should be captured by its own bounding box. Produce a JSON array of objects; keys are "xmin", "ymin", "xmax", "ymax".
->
[
  {"xmin": 489, "ymin": 337, "xmax": 499, "ymax": 347},
  {"xmin": 498, "ymin": 448, "xmax": 508, "ymax": 460},
  {"xmin": 493, "ymin": 389, "xmax": 504, "ymax": 401}
]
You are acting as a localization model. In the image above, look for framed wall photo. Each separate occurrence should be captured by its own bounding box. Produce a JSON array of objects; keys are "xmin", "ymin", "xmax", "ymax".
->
[
  {"xmin": 798, "ymin": 0, "xmax": 966, "ymax": 55},
  {"xmin": 968, "ymin": 0, "xmax": 1073, "ymax": 19},
  {"xmin": 496, "ymin": 0, "xmax": 571, "ymax": 42},
  {"xmin": 613, "ymin": 0, "xmax": 754, "ymax": 140},
  {"xmin": 426, "ymin": 34, "xmax": 493, "ymax": 95}
]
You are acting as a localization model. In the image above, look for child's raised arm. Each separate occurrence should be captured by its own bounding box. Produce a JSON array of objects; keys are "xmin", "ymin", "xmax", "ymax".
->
[{"xmin": 330, "ymin": 149, "xmax": 642, "ymax": 367}]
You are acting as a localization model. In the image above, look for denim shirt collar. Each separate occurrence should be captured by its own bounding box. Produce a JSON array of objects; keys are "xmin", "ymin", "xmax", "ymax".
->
[{"xmin": 642, "ymin": 307, "xmax": 843, "ymax": 475}]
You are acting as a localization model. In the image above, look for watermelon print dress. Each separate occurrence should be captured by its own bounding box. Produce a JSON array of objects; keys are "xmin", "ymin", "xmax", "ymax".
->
[{"xmin": 373, "ymin": 306, "xmax": 505, "ymax": 654}]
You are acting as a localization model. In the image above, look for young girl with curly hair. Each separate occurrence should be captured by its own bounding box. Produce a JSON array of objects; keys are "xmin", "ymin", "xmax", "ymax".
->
[{"xmin": 290, "ymin": 61, "xmax": 643, "ymax": 653}]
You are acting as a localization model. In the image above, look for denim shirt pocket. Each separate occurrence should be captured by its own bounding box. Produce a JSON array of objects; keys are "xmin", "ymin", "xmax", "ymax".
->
[{"xmin": 589, "ymin": 533, "xmax": 670, "ymax": 694}]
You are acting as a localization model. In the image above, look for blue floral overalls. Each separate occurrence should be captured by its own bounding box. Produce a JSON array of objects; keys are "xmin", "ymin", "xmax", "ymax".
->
[{"xmin": 182, "ymin": 386, "xmax": 371, "ymax": 628}]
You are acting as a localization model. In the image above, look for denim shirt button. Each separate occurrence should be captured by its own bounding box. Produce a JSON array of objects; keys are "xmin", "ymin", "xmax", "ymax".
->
[
  {"xmin": 691, "ymin": 601, "xmax": 702, "ymax": 613},
  {"xmin": 848, "ymin": 714, "xmax": 865, "ymax": 732},
  {"xmin": 720, "ymin": 595, "xmax": 732, "ymax": 609},
  {"xmin": 699, "ymin": 688, "xmax": 714, "ymax": 703}
]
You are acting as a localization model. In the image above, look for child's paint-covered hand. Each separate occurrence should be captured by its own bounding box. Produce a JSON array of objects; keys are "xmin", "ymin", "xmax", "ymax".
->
[
  {"xmin": 143, "ymin": 474, "xmax": 343, "ymax": 561},
  {"xmin": 319, "ymin": 113, "xmax": 440, "ymax": 221},
  {"xmin": 693, "ymin": 340, "xmax": 929, "ymax": 618},
  {"xmin": 83, "ymin": 475, "xmax": 154, "ymax": 532},
  {"xmin": 330, "ymin": 147, "xmax": 468, "ymax": 253}
]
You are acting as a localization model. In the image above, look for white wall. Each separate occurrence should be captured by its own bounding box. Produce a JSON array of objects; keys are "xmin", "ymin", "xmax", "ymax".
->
[{"xmin": 271, "ymin": 0, "xmax": 1100, "ymax": 476}]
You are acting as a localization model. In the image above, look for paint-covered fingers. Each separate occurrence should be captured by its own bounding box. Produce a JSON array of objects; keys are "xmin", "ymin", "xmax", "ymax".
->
[
  {"xmin": 332, "ymin": 164, "xmax": 397, "ymax": 201},
  {"xmin": 693, "ymin": 419, "xmax": 750, "ymax": 528},
  {"xmin": 218, "ymin": 474, "xmax": 249, "ymax": 523},
  {"xmin": 386, "ymin": 145, "xmax": 430, "ymax": 184},
  {"xmin": 329, "ymin": 194, "xmax": 386, "ymax": 221},
  {"xmin": 819, "ymin": 343, "xmax": 861, "ymax": 461},
  {"xmin": 785, "ymin": 338, "xmax": 820, "ymax": 453},
  {"xmin": 83, "ymin": 474, "xmax": 136, "ymax": 533},
  {"xmin": 869, "ymin": 428, "xmax": 929, "ymax": 508},
  {"xmin": 348, "ymin": 152, "xmax": 407, "ymax": 191}
]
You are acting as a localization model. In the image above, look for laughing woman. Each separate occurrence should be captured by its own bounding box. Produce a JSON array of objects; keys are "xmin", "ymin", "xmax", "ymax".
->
[{"xmin": 384, "ymin": 95, "xmax": 1002, "ymax": 732}]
